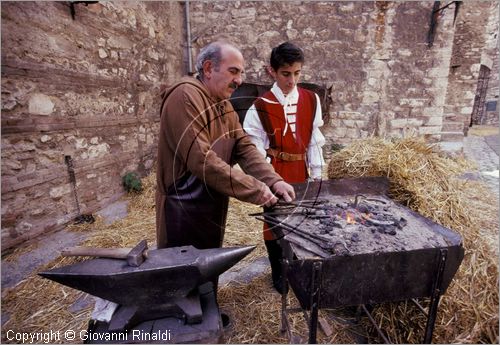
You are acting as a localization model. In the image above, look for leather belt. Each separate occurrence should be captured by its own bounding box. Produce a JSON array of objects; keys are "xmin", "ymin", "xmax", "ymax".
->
[{"xmin": 266, "ymin": 148, "xmax": 306, "ymax": 161}]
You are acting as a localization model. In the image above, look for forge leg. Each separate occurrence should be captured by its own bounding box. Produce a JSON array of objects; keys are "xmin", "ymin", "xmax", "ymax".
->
[
  {"xmin": 423, "ymin": 249, "xmax": 448, "ymax": 343},
  {"xmin": 280, "ymin": 258, "xmax": 289, "ymax": 334},
  {"xmin": 308, "ymin": 261, "xmax": 322, "ymax": 344}
]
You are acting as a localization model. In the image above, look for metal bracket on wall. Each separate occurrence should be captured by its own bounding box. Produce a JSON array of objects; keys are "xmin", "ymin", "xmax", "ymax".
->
[
  {"xmin": 68, "ymin": 1, "xmax": 99, "ymax": 20},
  {"xmin": 427, "ymin": 1, "xmax": 462, "ymax": 48}
]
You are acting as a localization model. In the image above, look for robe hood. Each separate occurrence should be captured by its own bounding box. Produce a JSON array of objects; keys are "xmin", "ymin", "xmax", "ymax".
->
[{"xmin": 160, "ymin": 76, "xmax": 212, "ymax": 106}]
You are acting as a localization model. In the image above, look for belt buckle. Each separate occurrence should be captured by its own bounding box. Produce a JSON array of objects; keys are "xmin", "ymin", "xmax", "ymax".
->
[{"xmin": 278, "ymin": 152, "xmax": 286, "ymax": 160}]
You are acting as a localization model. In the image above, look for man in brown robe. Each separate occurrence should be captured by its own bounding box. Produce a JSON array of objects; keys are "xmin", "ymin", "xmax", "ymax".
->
[{"xmin": 156, "ymin": 41, "xmax": 295, "ymax": 251}]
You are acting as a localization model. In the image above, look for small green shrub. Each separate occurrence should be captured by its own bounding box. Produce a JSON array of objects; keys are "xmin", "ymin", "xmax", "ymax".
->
[
  {"xmin": 330, "ymin": 143, "xmax": 345, "ymax": 153},
  {"xmin": 122, "ymin": 172, "xmax": 142, "ymax": 193}
]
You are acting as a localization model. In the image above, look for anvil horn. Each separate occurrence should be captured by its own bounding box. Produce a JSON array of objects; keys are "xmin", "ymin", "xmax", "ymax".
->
[{"xmin": 196, "ymin": 245, "xmax": 255, "ymax": 279}]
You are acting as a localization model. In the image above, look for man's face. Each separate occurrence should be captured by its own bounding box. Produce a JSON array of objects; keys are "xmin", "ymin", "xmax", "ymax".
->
[
  {"xmin": 269, "ymin": 62, "xmax": 302, "ymax": 95},
  {"xmin": 204, "ymin": 46, "xmax": 245, "ymax": 101}
]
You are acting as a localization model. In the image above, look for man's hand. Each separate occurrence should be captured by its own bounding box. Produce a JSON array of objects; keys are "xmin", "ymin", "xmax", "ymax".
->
[
  {"xmin": 256, "ymin": 185, "xmax": 279, "ymax": 207},
  {"xmin": 271, "ymin": 181, "xmax": 296, "ymax": 203}
]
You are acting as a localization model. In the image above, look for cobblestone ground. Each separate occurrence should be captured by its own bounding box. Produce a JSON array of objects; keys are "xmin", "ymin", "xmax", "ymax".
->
[
  {"xmin": 463, "ymin": 132, "xmax": 499, "ymax": 197},
  {"xmin": 463, "ymin": 126, "xmax": 499, "ymax": 256}
]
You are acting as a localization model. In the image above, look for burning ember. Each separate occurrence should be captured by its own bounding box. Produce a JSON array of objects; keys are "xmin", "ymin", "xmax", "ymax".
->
[
  {"xmin": 261, "ymin": 193, "xmax": 450, "ymax": 258},
  {"xmin": 345, "ymin": 212, "xmax": 356, "ymax": 224}
]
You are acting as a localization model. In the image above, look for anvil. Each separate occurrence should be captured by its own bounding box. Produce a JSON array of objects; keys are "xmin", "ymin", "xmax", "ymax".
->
[{"xmin": 40, "ymin": 245, "xmax": 255, "ymax": 331}]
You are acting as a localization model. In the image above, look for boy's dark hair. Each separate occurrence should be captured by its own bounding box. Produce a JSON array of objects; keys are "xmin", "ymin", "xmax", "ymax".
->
[{"xmin": 270, "ymin": 42, "xmax": 305, "ymax": 71}]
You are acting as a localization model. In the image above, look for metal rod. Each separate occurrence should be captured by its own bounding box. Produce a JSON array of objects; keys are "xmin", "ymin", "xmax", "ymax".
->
[
  {"xmin": 423, "ymin": 249, "xmax": 448, "ymax": 343},
  {"xmin": 276, "ymin": 200, "xmax": 330, "ymax": 211},
  {"xmin": 64, "ymin": 155, "xmax": 81, "ymax": 215},
  {"xmin": 433, "ymin": 0, "xmax": 456, "ymax": 13},
  {"xmin": 254, "ymin": 216, "xmax": 323, "ymax": 248},
  {"xmin": 256, "ymin": 215, "xmax": 336, "ymax": 251},
  {"xmin": 249, "ymin": 210, "xmax": 309, "ymax": 217},
  {"xmin": 427, "ymin": 1, "xmax": 441, "ymax": 47},
  {"xmin": 361, "ymin": 304, "xmax": 391, "ymax": 344},
  {"xmin": 308, "ymin": 261, "xmax": 322, "ymax": 344},
  {"xmin": 184, "ymin": 0, "xmax": 193, "ymax": 74}
]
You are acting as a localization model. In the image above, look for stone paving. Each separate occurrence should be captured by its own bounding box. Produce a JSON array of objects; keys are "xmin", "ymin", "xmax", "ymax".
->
[{"xmin": 463, "ymin": 128, "xmax": 500, "ymax": 197}]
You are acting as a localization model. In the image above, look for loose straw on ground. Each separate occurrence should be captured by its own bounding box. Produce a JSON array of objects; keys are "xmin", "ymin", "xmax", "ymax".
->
[{"xmin": 2, "ymin": 136, "xmax": 498, "ymax": 343}]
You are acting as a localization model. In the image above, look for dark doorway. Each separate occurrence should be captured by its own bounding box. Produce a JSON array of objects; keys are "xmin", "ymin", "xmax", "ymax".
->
[{"xmin": 470, "ymin": 65, "xmax": 491, "ymax": 126}]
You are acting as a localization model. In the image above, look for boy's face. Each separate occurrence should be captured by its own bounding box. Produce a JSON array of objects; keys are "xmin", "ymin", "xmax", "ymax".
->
[{"xmin": 269, "ymin": 62, "xmax": 302, "ymax": 95}]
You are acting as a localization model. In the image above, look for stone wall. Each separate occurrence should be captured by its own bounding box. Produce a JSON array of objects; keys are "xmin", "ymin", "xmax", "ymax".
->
[
  {"xmin": 1, "ymin": 1, "xmax": 498, "ymax": 251},
  {"xmin": 1, "ymin": 1, "xmax": 184, "ymax": 250},
  {"xmin": 188, "ymin": 1, "xmax": 461, "ymax": 154},
  {"xmin": 443, "ymin": 0, "xmax": 498, "ymax": 147},
  {"xmin": 483, "ymin": 1, "xmax": 499, "ymax": 125}
]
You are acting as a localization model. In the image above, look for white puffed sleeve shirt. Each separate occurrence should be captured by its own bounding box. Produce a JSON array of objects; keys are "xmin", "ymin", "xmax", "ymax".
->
[{"xmin": 243, "ymin": 83, "xmax": 326, "ymax": 179}]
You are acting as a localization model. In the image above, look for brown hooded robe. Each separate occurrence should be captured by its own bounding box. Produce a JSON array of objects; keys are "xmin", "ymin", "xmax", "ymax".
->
[{"xmin": 155, "ymin": 77, "xmax": 283, "ymax": 249}]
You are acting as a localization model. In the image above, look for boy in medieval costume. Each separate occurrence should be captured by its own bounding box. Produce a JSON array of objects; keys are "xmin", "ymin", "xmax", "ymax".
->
[{"xmin": 243, "ymin": 42, "xmax": 326, "ymax": 293}]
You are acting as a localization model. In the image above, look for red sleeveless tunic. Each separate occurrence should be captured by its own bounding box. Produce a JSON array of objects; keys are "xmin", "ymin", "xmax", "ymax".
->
[{"xmin": 254, "ymin": 87, "xmax": 317, "ymax": 239}]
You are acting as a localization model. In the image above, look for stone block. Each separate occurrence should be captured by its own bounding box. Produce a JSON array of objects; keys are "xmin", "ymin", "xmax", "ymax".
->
[
  {"xmin": 397, "ymin": 48, "xmax": 412, "ymax": 57},
  {"xmin": 98, "ymin": 48, "xmax": 108, "ymax": 58},
  {"xmin": 441, "ymin": 132, "xmax": 464, "ymax": 141},
  {"xmin": 88, "ymin": 143, "xmax": 111, "ymax": 159},
  {"xmin": 441, "ymin": 122, "xmax": 463, "ymax": 132},
  {"xmin": 332, "ymin": 127, "xmax": 347, "ymax": 138},
  {"xmin": 362, "ymin": 91, "xmax": 380, "ymax": 103},
  {"xmin": 337, "ymin": 111, "xmax": 363, "ymax": 120},
  {"xmin": 388, "ymin": 128, "xmax": 404, "ymax": 137},
  {"xmin": 422, "ymin": 107, "xmax": 443, "ymax": 117},
  {"xmin": 75, "ymin": 138, "xmax": 88, "ymax": 149},
  {"xmin": 148, "ymin": 26, "xmax": 156, "ymax": 38},
  {"xmin": 13, "ymin": 141, "xmax": 36, "ymax": 152},
  {"xmin": 460, "ymin": 107, "xmax": 473, "ymax": 114},
  {"xmin": 390, "ymin": 118, "xmax": 423, "ymax": 128},
  {"xmin": 422, "ymin": 78, "xmax": 433, "ymax": 85},
  {"xmin": 147, "ymin": 49, "xmax": 159, "ymax": 60},
  {"xmin": 355, "ymin": 120, "xmax": 367, "ymax": 128},
  {"xmin": 398, "ymin": 98, "xmax": 426, "ymax": 107},
  {"xmin": 422, "ymin": 116, "xmax": 443, "ymax": 126},
  {"xmin": 418, "ymin": 126, "xmax": 441, "ymax": 135},
  {"xmin": 107, "ymin": 36, "xmax": 133, "ymax": 49},
  {"xmin": 28, "ymin": 93, "xmax": 54, "ymax": 115},
  {"xmin": 3, "ymin": 159, "xmax": 23, "ymax": 172},
  {"xmin": 15, "ymin": 221, "xmax": 33, "ymax": 236},
  {"xmin": 40, "ymin": 135, "xmax": 52, "ymax": 143},
  {"xmin": 345, "ymin": 128, "xmax": 359, "ymax": 138},
  {"xmin": 438, "ymin": 141, "xmax": 464, "ymax": 153},
  {"xmin": 49, "ymin": 185, "xmax": 71, "ymax": 200},
  {"xmin": 286, "ymin": 29, "xmax": 299, "ymax": 40},
  {"xmin": 231, "ymin": 7, "xmax": 256, "ymax": 19},
  {"xmin": 342, "ymin": 119, "xmax": 357, "ymax": 128},
  {"xmin": 339, "ymin": 3, "xmax": 354, "ymax": 12}
]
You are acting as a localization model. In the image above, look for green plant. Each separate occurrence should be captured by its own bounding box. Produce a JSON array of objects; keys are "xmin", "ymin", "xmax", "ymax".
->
[{"xmin": 122, "ymin": 172, "xmax": 143, "ymax": 193}]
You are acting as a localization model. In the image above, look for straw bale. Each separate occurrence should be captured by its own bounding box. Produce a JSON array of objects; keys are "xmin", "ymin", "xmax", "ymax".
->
[{"xmin": 328, "ymin": 136, "xmax": 499, "ymax": 343}]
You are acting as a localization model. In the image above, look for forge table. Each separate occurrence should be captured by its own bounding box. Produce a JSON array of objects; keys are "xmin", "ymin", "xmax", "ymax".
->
[{"xmin": 266, "ymin": 177, "xmax": 464, "ymax": 344}]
